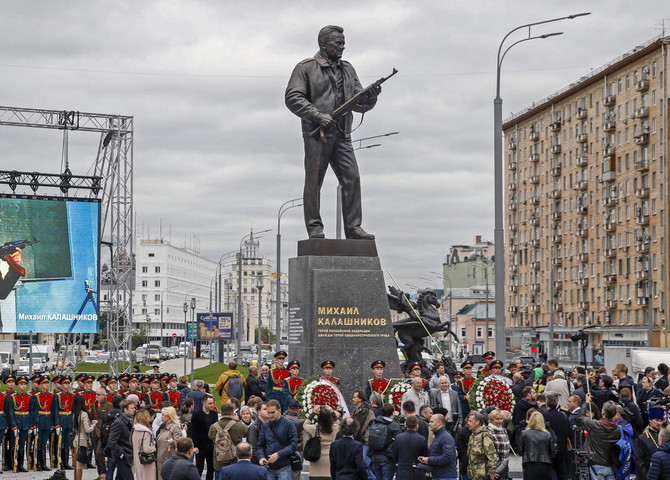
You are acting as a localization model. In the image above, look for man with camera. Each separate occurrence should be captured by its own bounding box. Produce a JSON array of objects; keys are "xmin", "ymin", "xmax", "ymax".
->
[{"xmin": 574, "ymin": 401, "xmax": 621, "ymax": 480}]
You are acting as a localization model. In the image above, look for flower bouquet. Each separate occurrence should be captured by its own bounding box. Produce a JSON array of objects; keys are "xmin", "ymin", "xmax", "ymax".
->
[
  {"xmin": 468, "ymin": 375, "xmax": 515, "ymax": 412},
  {"xmin": 386, "ymin": 381, "xmax": 411, "ymax": 412},
  {"xmin": 300, "ymin": 379, "xmax": 340, "ymax": 415}
]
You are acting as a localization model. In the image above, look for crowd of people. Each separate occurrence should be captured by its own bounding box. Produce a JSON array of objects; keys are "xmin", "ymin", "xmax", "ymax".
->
[{"xmin": 5, "ymin": 349, "xmax": 670, "ymax": 480}]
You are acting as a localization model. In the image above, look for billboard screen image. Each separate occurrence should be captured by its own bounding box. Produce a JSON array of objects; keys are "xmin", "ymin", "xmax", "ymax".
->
[{"xmin": 0, "ymin": 196, "xmax": 100, "ymax": 333}]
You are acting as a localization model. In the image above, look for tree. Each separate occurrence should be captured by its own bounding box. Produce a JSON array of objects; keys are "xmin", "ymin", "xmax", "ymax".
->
[
  {"xmin": 132, "ymin": 326, "xmax": 147, "ymax": 350},
  {"xmin": 254, "ymin": 326, "xmax": 276, "ymax": 344}
]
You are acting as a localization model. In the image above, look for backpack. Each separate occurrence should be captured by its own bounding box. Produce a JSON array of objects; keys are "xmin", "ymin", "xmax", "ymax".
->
[
  {"xmin": 101, "ymin": 410, "xmax": 122, "ymax": 451},
  {"xmin": 213, "ymin": 421, "xmax": 236, "ymax": 464},
  {"xmin": 225, "ymin": 374, "xmax": 244, "ymax": 400},
  {"xmin": 611, "ymin": 425, "xmax": 633, "ymax": 479},
  {"xmin": 367, "ymin": 418, "xmax": 391, "ymax": 452}
]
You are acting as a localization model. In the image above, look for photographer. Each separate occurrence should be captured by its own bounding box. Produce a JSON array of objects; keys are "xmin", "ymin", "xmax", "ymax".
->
[
  {"xmin": 575, "ymin": 401, "xmax": 621, "ymax": 478},
  {"xmin": 618, "ymin": 388, "xmax": 643, "ymax": 436}
]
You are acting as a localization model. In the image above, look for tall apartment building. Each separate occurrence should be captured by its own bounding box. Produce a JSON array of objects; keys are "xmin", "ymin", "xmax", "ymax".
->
[
  {"xmin": 503, "ymin": 35, "xmax": 670, "ymax": 360},
  {"xmin": 132, "ymin": 238, "xmax": 217, "ymax": 346}
]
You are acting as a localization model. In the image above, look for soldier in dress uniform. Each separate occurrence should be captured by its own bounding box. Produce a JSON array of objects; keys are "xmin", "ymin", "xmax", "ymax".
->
[
  {"xmin": 166, "ymin": 374, "xmax": 182, "ymax": 410},
  {"xmin": 105, "ymin": 376, "xmax": 120, "ymax": 403},
  {"xmin": 97, "ymin": 374, "xmax": 108, "ymax": 391},
  {"xmin": 30, "ymin": 374, "xmax": 41, "ymax": 395},
  {"xmin": 53, "ymin": 375, "xmax": 74, "ymax": 470},
  {"xmin": 139, "ymin": 374, "xmax": 151, "ymax": 397},
  {"xmin": 365, "ymin": 360, "xmax": 389, "ymax": 398},
  {"xmin": 489, "ymin": 360, "xmax": 512, "ymax": 385},
  {"xmin": 452, "ymin": 361, "xmax": 476, "ymax": 419},
  {"xmin": 52, "ymin": 376, "xmax": 62, "ymax": 395},
  {"xmin": 144, "ymin": 376, "xmax": 167, "ymax": 413},
  {"xmin": 126, "ymin": 374, "xmax": 142, "ymax": 399},
  {"xmin": 406, "ymin": 361, "xmax": 429, "ymax": 391},
  {"xmin": 27, "ymin": 374, "xmax": 41, "ymax": 469},
  {"xmin": 73, "ymin": 374, "xmax": 86, "ymax": 394},
  {"xmin": 3, "ymin": 374, "xmax": 16, "ymax": 472},
  {"xmin": 8, "ymin": 376, "xmax": 35, "ymax": 472},
  {"xmin": 80, "ymin": 375, "xmax": 97, "ymax": 413},
  {"xmin": 320, "ymin": 360, "xmax": 340, "ymax": 387},
  {"xmin": 159, "ymin": 373, "xmax": 170, "ymax": 392},
  {"xmin": 478, "ymin": 351, "xmax": 495, "ymax": 377},
  {"xmin": 267, "ymin": 351, "xmax": 290, "ymax": 409},
  {"xmin": 117, "ymin": 373, "xmax": 129, "ymax": 395},
  {"xmin": 32, "ymin": 375, "xmax": 54, "ymax": 471},
  {"xmin": 0, "ymin": 376, "xmax": 10, "ymax": 472},
  {"xmin": 282, "ymin": 361, "xmax": 303, "ymax": 408}
]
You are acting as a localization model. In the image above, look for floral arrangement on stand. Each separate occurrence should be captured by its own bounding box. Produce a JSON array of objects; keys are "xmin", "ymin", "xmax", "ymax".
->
[
  {"xmin": 385, "ymin": 380, "xmax": 411, "ymax": 412},
  {"xmin": 467, "ymin": 375, "xmax": 515, "ymax": 412},
  {"xmin": 299, "ymin": 378, "xmax": 341, "ymax": 415}
]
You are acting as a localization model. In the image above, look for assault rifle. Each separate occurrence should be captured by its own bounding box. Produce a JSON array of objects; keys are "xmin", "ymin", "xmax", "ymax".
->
[
  {"xmin": 0, "ymin": 236, "xmax": 38, "ymax": 257},
  {"xmin": 309, "ymin": 68, "xmax": 398, "ymax": 140}
]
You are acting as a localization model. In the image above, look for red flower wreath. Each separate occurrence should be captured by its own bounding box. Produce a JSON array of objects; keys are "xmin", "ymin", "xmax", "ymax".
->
[
  {"xmin": 480, "ymin": 377, "xmax": 515, "ymax": 411},
  {"xmin": 309, "ymin": 383, "xmax": 339, "ymax": 409}
]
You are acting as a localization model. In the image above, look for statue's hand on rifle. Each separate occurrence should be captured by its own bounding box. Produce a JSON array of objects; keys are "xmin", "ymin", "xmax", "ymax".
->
[{"xmin": 317, "ymin": 113, "xmax": 335, "ymax": 128}]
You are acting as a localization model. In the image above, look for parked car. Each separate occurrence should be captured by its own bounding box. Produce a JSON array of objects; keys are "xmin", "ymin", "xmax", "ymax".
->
[
  {"xmin": 169, "ymin": 346, "xmax": 180, "ymax": 358},
  {"xmin": 160, "ymin": 347, "xmax": 169, "ymax": 360},
  {"xmin": 17, "ymin": 359, "xmax": 30, "ymax": 376},
  {"xmin": 145, "ymin": 345, "xmax": 161, "ymax": 364},
  {"xmin": 133, "ymin": 347, "xmax": 145, "ymax": 362}
]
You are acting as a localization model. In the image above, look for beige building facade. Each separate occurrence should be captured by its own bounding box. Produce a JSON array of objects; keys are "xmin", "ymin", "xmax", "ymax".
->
[{"xmin": 503, "ymin": 35, "xmax": 670, "ymax": 360}]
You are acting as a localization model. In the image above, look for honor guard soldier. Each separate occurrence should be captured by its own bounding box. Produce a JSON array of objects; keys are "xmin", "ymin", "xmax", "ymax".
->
[
  {"xmin": 33, "ymin": 376, "xmax": 55, "ymax": 471},
  {"xmin": 97, "ymin": 374, "xmax": 109, "ymax": 390},
  {"xmin": 80, "ymin": 375, "xmax": 97, "ymax": 412},
  {"xmin": 159, "ymin": 373, "xmax": 170, "ymax": 392},
  {"xmin": 30, "ymin": 374, "xmax": 41, "ymax": 395},
  {"xmin": 166, "ymin": 375, "xmax": 182, "ymax": 410},
  {"xmin": 74, "ymin": 374, "xmax": 86, "ymax": 393},
  {"xmin": 0, "ymin": 377, "xmax": 9, "ymax": 472},
  {"xmin": 53, "ymin": 375, "xmax": 74, "ymax": 470},
  {"xmin": 320, "ymin": 361, "xmax": 340, "ymax": 387},
  {"xmin": 140, "ymin": 374, "xmax": 151, "ymax": 396},
  {"xmin": 52, "ymin": 375, "xmax": 62, "ymax": 395},
  {"xmin": 267, "ymin": 351, "xmax": 290, "ymax": 409},
  {"xmin": 478, "ymin": 351, "xmax": 495, "ymax": 377},
  {"xmin": 126, "ymin": 375, "xmax": 142, "ymax": 398},
  {"xmin": 365, "ymin": 360, "xmax": 389, "ymax": 398},
  {"xmin": 452, "ymin": 361, "xmax": 476, "ymax": 418},
  {"xmin": 118, "ymin": 373, "xmax": 130, "ymax": 395},
  {"xmin": 282, "ymin": 361, "xmax": 304, "ymax": 407},
  {"xmin": 106, "ymin": 376, "xmax": 120, "ymax": 403},
  {"xmin": 407, "ymin": 362, "xmax": 429, "ymax": 391},
  {"xmin": 3, "ymin": 375, "xmax": 16, "ymax": 472},
  {"xmin": 144, "ymin": 376, "xmax": 168, "ymax": 413},
  {"xmin": 9, "ymin": 376, "xmax": 36, "ymax": 472}
]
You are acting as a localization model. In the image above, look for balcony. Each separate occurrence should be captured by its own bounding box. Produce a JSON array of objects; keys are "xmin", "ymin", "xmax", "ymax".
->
[
  {"xmin": 550, "ymin": 120, "xmax": 562, "ymax": 132},
  {"xmin": 637, "ymin": 297, "xmax": 649, "ymax": 306},
  {"xmin": 576, "ymin": 227, "xmax": 588, "ymax": 237},
  {"xmin": 575, "ymin": 180, "xmax": 588, "ymax": 191},
  {"xmin": 549, "ymin": 189, "xmax": 562, "ymax": 199},
  {"xmin": 577, "ymin": 277, "xmax": 589, "ymax": 286},
  {"xmin": 604, "ymin": 145, "xmax": 616, "ymax": 157},
  {"xmin": 551, "ymin": 165, "xmax": 562, "ymax": 176},
  {"xmin": 551, "ymin": 144, "xmax": 562, "ymax": 154},
  {"xmin": 577, "ymin": 252, "xmax": 589, "ymax": 262},
  {"xmin": 551, "ymin": 211, "xmax": 562, "ymax": 220},
  {"xmin": 603, "ymin": 120, "xmax": 616, "ymax": 132},
  {"xmin": 578, "ymin": 301, "xmax": 590, "ymax": 310},
  {"xmin": 508, "ymin": 139, "xmax": 517, "ymax": 151},
  {"xmin": 553, "ymin": 303, "xmax": 563, "ymax": 312},
  {"xmin": 530, "ymin": 153, "xmax": 540, "ymax": 163},
  {"xmin": 605, "ymin": 248, "xmax": 616, "ymax": 258},
  {"xmin": 508, "ymin": 306, "xmax": 518, "ymax": 313},
  {"xmin": 636, "ymin": 214, "xmax": 649, "ymax": 226},
  {"xmin": 509, "ymin": 284, "xmax": 518, "ymax": 293},
  {"xmin": 530, "ymin": 261, "xmax": 540, "ymax": 270},
  {"xmin": 635, "ymin": 159, "xmax": 649, "ymax": 172},
  {"xmin": 552, "ymin": 256, "xmax": 562, "ymax": 265},
  {"xmin": 635, "ymin": 106, "xmax": 649, "ymax": 118},
  {"xmin": 577, "ymin": 204, "xmax": 588, "ymax": 215},
  {"xmin": 576, "ymin": 107, "xmax": 588, "ymax": 120},
  {"xmin": 509, "ymin": 243, "xmax": 518, "ymax": 252},
  {"xmin": 635, "ymin": 78, "xmax": 650, "ymax": 92},
  {"xmin": 508, "ymin": 161, "xmax": 517, "ymax": 171},
  {"xmin": 635, "ymin": 187, "xmax": 649, "ymax": 199},
  {"xmin": 634, "ymin": 133, "xmax": 649, "ymax": 146},
  {"xmin": 510, "ymin": 264, "xmax": 518, "ymax": 273},
  {"xmin": 529, "ymin": 196, "xmax": 540, "ymax": 205},
  {"xmin": 603, "ymin": 196, "xmax": 618, "ymax": 207},
  {"xmin": 530, "ymin": 304, "xmax": 539, "ymax": 312},
  {"xmin": 529, "ymin": 216, "xmax": 539, "ymax": 226},
  {"xmin": 509, "ymin": 202, "xmax": 517, "ymax": 211},
  {"xmin": 530, "ymin": 283, "xmax": 540, "ymax": 292},
  {"xmin": 553, "ymin": 280, "xmax": 562, "ymax": 290},
  {"xmin": 528, "ymin": 239, "xmax": 540, "ymax": 248},
  {"xmin": 508, "ymin": 182, "xmax": 517, "ymax": 191},
  {"xmin": 636, "ymin": 241, "xmax": 650, "ymax": 253},
  {"xmin": 510, "ymin": 224, "xmax": 517, "ymax": 232},
  {"xmin": 605, "ymin": 299, "xmax": 618, "ymax": 309},
  {"xmin": 604, "ymin": 94, "xmax": 616, "ymax": 106},
  {"xmin": 602, "ymin": 170, "xmax": 616, "ymax": 183},
  {"xmin": 636, "ymin": 270, "xmax": 649, "ymax": 281},
  {"xmin": 604, "ymin": 220, "xmax": 616, "ymax": 232},
  {"xmin": 604, "ymin": 274, "xmax": 617, "ymax": 285},
  {"xmin": 577, "ymin": 133, "xmax": 588, "ymax": 143},
  {"xmin": 529, "ymin": 175, "xmax": 540, "ymax": 184},
  {"xmin": 529, "ymin": 130, "xmax": 539, "ymax": 142}
]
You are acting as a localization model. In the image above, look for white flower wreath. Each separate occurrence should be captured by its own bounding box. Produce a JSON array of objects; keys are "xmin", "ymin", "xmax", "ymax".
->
[
  {"xmin": 472, "ymin": 375, "xmax": 515, "ymax": 412},
  {"xmin": 300, "ymin": 380, "xmax": 340, "ymax": 415}
]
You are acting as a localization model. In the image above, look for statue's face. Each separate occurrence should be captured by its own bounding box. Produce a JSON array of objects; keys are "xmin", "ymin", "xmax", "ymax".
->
[{"xmin": 322, "ymin": 33, "xmax": 345, "ymax": 62}]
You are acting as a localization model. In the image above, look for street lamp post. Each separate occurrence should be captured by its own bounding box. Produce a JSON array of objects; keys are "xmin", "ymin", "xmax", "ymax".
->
[
  {"xmin": 256, "ymin": 275, "xmax": 264, "ymax": 367},
  {"xmin": 431, "ymin": 271, "xmax": 454, "ymax": 356},
  {"xmin": 145, "ymin": 314, "xmax": 151, "ymax": 349},
  {"xmin": 494, "ymin": 12, "xmax": 590, "ymax": 360},
  {"xmin": 276, "ymin": 198, "xmax": 302, "ymax": 352},
  {"xmin": 190, "ymin": 297, "xmax": 196, "ymax": 385},
  {"xmin": 183, "ymin": 302, "xmax": 188, "ymax": 377}
]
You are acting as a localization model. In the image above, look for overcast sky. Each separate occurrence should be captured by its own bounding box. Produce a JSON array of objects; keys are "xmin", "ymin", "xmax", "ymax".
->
[{"xmin": 0, "ymin": 1, "xmax": 667, "ymax": 291}]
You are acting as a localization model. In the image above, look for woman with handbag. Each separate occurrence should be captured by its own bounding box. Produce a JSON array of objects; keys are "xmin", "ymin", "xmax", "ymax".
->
[
  {"xmin": 156, "ymin": 406, "xmax": 185, "ymax": 480},
  {"xmin": 73, "ymin": 395, "xmax": 97, "ymax": 476},
  {"xmin": 302, "ymin": 405, "xmax": 340, "ymax": 479},
  {"xmin": 132, "ymin": 408, "xmax": 157, "ymax": 480},
  {"xmin": 487, "ymin": 409, "xmax": 511, "ymax": 480}
]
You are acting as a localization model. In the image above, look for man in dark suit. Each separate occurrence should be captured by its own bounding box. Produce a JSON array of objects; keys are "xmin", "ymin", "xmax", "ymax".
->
[
  {"xmin": 392, "ymin": 415, "xmax": 428, "ymax": 480},
  {"xmin": 329, "ymin": 418, "xmax": 368, "ymax": 479},
  {"xmin": 220, "ymin": 442, "xmax": 268, "ymax": 480},
  {"xmin": 245, "ymin": 366, "xmax": 264, "ymax": 401},
  {"xmin": 543, "ymin": 395, "xmax": 570, "ymax": 480}
]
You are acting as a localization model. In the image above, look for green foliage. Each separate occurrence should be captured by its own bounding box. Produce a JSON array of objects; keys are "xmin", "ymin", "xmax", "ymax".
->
[{"xmin": 253, "ymin": 327, "xmax": 276, "ymax": 344}]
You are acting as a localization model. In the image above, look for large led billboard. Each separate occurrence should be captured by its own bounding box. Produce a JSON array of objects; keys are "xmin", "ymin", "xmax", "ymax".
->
[{"xmin": 0, "ymin": 196, "xmax": 100, "ymax": 333}]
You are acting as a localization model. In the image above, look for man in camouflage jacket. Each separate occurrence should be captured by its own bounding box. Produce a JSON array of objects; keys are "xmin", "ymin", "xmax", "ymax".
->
[{"xmin": 466, "ymin": 412, "xmax": 497, "ymax": 480}]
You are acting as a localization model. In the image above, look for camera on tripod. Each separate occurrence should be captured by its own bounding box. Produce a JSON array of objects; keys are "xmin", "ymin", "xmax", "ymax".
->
[{"xmin": 571, "ymin": 330, "xmax": 589, "ymax": 343}]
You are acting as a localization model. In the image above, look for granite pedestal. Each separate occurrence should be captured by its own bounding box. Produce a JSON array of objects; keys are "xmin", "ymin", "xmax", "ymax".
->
[{"xmin": 288, "ymin": 239, "xmax": 401, "ymax": 409}]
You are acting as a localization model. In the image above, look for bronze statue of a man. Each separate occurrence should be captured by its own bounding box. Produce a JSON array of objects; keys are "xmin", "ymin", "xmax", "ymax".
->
[{"xmin": 285, "ymin": 25, "xmax": 380, "ymax": 240}]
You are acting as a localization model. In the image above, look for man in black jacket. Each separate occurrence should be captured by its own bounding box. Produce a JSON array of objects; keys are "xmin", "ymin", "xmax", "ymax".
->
[
  {"xmin": 191, "ymin": 393, "xmax": 218, "ymax": 480},
  {"xmin": 245, "ymin": 366, "xmax": 264, "ymax": 401},
  {"xmin": 454, "ymin": 424, "xmax": 472, "ymax": 480},
  {"xmin": 330, "ymin": 418, "xmax": 368, "ymax": 479},
  {"xmin": 107, "ymin": 399, "xmax": 137, "ymax": 480},
  {"xmin": 392, "ymin": 415, "xmax": 428, "ymax": 480},
  {"xmin": 543, "ymin": 395, "xmax": 570, "ymax": 480},
  {"xmin": 161, "ymin": 438, "xmax": 201, "ymax": 480},
  {"xmin": 402, "ymin": 401, "xmax": 429, "ymax": 441},
  {"xmin": 635, "ymin": 406, "xmax": 665, "ymax": 480}
]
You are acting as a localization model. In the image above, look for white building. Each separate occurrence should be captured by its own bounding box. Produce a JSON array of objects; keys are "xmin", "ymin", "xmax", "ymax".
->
[{"xmin": 132, "ymin": 237, "xmax": 217, "ymax": 346}]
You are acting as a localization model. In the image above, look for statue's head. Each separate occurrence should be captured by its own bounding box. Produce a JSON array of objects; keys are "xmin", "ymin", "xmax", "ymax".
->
[{"xmin": 318, "ymin": 25, "xmax": 345, "ymax": 62}]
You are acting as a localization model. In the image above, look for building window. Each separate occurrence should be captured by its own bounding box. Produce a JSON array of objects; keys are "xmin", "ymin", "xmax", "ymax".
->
[
  {"xmin": 460, "ymin": 326, "xmax": 467, "ymax": 338},
  {"xmin": 476, "ymin": 326, "xmax": 483, "ymax": 339},
  {"xmin": 141, "ymin": 280, "xmax": 148, "ymax": 287},
  {"xmin": 155, "ymin": 280, "xmax": 161, "ymax": 287},
  {"xmin": 155, "ymin": 266, "xmax": 161, "ymax": 273},
  {"xmin": 155, "ymin": 294, "xmax": 160, "ymax": 301},
  {"xmin": 154, "ymin": 308, "xmax": 160, "ymax": 315},
  {"xmin": 488, "ymin": 328, "xmax": 495, "ymax": 338},
  {"xmin": 142, "ymin": 266, "xmax": 148, "ymax": 273},
  {"xmin": 148, "ymin": 253, "xmax": 155, "ymax": 257}
]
